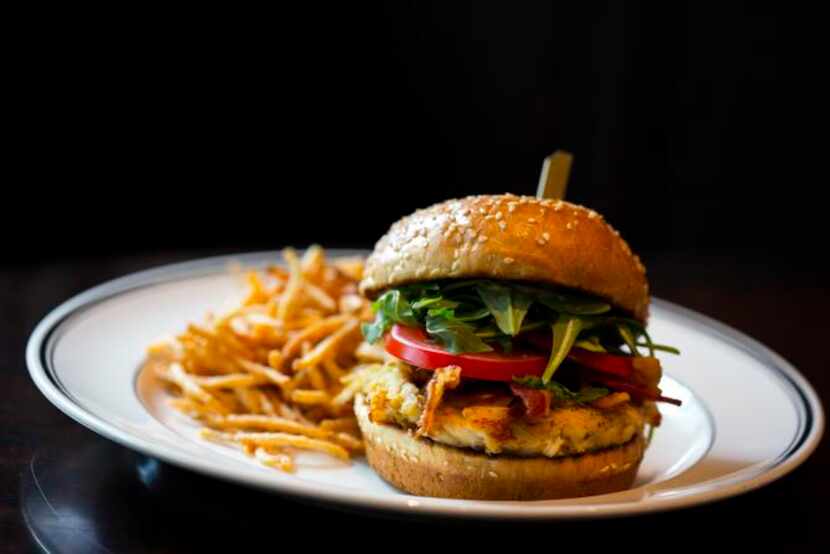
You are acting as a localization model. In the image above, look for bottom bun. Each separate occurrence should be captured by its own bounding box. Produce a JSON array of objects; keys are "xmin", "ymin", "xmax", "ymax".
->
[{"xmin": 355, "ymin": 394, "xmax": 646, "ymax": 500}]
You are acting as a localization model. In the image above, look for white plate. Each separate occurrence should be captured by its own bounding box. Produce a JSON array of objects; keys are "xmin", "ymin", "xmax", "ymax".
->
[{"xmin": 26, "ymin": 251, "xmax": 824, "ymax": 519}]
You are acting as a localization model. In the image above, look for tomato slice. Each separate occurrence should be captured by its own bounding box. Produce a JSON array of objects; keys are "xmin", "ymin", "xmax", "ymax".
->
[
  {"xmin": 384, "ymin": 325, "xmax": 682, "ymax": 406},
  {"xmin": 524, "ymin": 330, "xmax": 639, "ymax": 380},
  {"xmin": 384, "ymin": 324, "xmax": 547, "ymax": 381},
  {"xmin": 566, "ymin": 348, "xmax": 634, "ymax": 379}
]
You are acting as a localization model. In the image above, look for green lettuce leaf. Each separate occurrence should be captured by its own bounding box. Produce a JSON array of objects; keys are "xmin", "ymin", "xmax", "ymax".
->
[
  {"xmin": 360, "ymin": 289, "xmax": 418, "ymax": 344},
  {"xmin": 617, "ymin": 324, "xmax": 640, "ymax": 355},
  {"xmin": 361, "ymin": 280, "xmax": 679, "ymax": 359},
  {"xmin": 476, "ymin": 282, "xmax": 532, "ymax": 336},
  {"xmin": 425, "ymin": 314, "xmax": 493, "ymax": 354},
  {"xmin": 640, "ymin": 343, "xmax": 681, "ymax": 354},
  {"xmin": 454, "ymin": 306, "xmax": 492, "ymax": 322},
  {"xmin": 411, "ymin": 296, "xmax": 458, "ymax": 311},
  {"xmin": 542, "ymin": 315, "xmax": 583, "ymax": 383},
  {"xmin": 528, "ymin": 288, "xmax": 611, "ymax": 315},
  {"xmin": 513, "ymin": 375, "xmax": 609, "ymax": 403},
  {"xmin": 574, "ymin": 336, "xmax": 606, "ymax": 352}
]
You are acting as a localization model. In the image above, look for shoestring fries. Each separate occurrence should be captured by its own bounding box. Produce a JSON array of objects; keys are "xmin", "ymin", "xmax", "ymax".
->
[{"xmin": 148, "ymin": 246, "xmax": 374, "ymax": 472}]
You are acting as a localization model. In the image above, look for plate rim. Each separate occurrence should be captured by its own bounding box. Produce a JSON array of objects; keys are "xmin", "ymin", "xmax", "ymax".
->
[{"xmin": 26, "ymin": 250, "xmax": 825, "ymax": 519}]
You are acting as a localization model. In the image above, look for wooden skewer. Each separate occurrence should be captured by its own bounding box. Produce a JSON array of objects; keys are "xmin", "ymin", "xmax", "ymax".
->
[{"xmin": 536, "ymin": 150, "xmax": 573, "ymax": 200}]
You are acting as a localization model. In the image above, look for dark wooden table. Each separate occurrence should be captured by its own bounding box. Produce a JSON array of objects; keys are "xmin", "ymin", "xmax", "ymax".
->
[{"xmin": 2, "ymin": 250, "xmax": 827, "ymax": 551}]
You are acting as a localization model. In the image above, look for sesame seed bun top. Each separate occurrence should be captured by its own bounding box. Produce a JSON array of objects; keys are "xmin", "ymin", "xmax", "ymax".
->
[{"xmin": 359, "ymin": 194, "xmax": 650, "ymax": 322}]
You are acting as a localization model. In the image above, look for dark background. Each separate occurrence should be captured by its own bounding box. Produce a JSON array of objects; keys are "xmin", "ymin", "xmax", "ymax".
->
[
  {"xmin": 3, "ymin": 2, "xmax": 828, "ymax": 550},
  {"xmin": 6, "ymin": 2, "xmax": 827, "ymax": 266}
]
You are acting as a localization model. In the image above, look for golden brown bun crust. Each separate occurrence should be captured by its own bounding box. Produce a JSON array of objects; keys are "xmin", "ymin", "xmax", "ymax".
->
[
  {"xmin": 360, "ymin": 194, "xmax": 649, "ymax": 322},
  {"xmin": 355, "ymin": 394, "xmax": 645, "ymax": 501}
]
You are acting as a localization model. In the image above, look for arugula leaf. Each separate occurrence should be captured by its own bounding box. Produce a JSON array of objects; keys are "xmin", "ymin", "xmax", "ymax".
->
[
  {"xmin": 574, "ymin": 336, "xmax": 606, "ymax": 352},
  {"xmin": 382, "ymin": 289, "xmax": 419, "ymax": 324},
  {"xmin": 411, "ymin": 297, "xmax": 459, "ymax": 311},
  {"xmin": 360, "ymin": 320, "xmax": 385, "ymax": 345},
  {"xmin": 639, "ymin": 328, "xmax": 656, "ymax": 356},
  {"xmin": 541, "ymin": 315, "xmax": 583, "ymax": 383},
  {"xmin": 425, "ymin": 314, "xmax": 493, "ymax": 353},
  {"xmin": 617, "ymin": 324, "xmax": 640, "ymax": 355},
  {"xmin": 363, "ymin": 280, "xmax": 680, "ymax": 359},
  {"xmin": 426, "ymin": 306, "xmax": 456, "ymax": 319},
  {"xmin": 567, "ymin": 386, "xmax": 611, "ymax": 403},
  {"xmin": 360, "ymin": 289, "xmax": 418, "ymax": 344},
  {"xmin": 476, "ymin": 282, "xmax": 532, "ymax": 336},
  {"xmin": 473, "ymin": 324, "xmax": 503, "ymax": 339},
  {"xmin": 410, "ymin": 296, "xmax": 442, "ymax": 310},
  {"xmin": 513, "ymin": 376, "xmax": 609, "ymax": 403},
  {"xmin": 600, "ymin": 317, "xmax": 653, "ymax": 353},
  {"xmin": 529, "ymin": 288, "xmax": 611, "ymax": 315},
  {"xmin": 640, "ymin": 343, "xmax": 680, "ymax": 354},
  {"xmin": 454, "ymin": 306, "xmax": 492, "ymax": 322}
]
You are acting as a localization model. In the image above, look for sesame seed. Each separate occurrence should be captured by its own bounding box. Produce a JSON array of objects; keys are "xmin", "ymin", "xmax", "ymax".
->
[
  {"xmin": 537, "ymin": 238, "xmax": 546, "ymax": 245},
  {"xmin": 566, "ymin": 222, "xmax": 574, "ymax": 230},
  {"xmin": 495, "ymin": 212, "xmax": 503, "ymax": 220},
  {"xmin": 542, "ymin": 232, "xmax": 550, "ymax": 240},
  {"xmin": 504, "ymin": 257, "xmax": 514, "ymax": 264},
  {"xmin": 479, "ymin": 207, "xmax": 486, "ymax": 214},
  {"xmin": 498, "ymin": 222, "xmax": 506, "ymax": 231},
  {"xmin": 528, "ymin": 218, "xmax": 536, "ymax": 223},
  {"xmin": 478, "ymin": 235, "xmax": 488, "ymax": 243},
  {"xmin": 488, "ymin": 471, "xmax": 498, "ymax": 478}
]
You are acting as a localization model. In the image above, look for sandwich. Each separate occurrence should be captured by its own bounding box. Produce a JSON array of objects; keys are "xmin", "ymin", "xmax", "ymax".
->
[{"xmin": 352, "ymin": 194, "xmax": 680, "ymax": 500}]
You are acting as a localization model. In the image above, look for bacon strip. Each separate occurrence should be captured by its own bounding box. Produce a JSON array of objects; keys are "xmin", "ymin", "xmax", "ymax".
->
[
  {"xmin": 415, "ymin": 365, "xmax": 461, "ymax": 437},
  {"xmin": 509, "ymin": 383, "xmax": 552, "ymax": 420},
  {"xmin": 583, "ymin": 370, "xmax": 682, "ymax": 406}
]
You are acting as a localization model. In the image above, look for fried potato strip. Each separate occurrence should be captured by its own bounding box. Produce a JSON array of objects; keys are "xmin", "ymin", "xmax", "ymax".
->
[{"xmin": 150, "ymin": 246, "xmax": 373, "ymax": 471}]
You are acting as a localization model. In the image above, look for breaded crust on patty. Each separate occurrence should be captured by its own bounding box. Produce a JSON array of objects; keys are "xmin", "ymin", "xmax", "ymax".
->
[{"xmin": 358, "ymin": 361, "xmax": 652, "ymax": 458}]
